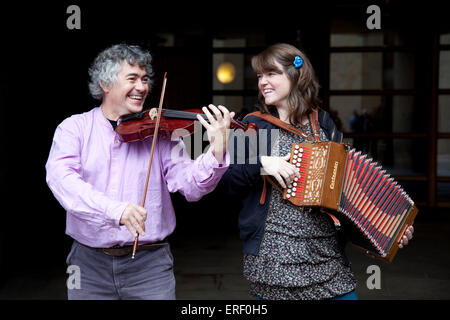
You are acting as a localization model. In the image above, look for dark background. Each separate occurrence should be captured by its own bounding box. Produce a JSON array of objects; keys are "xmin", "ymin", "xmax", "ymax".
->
[{"xmin": 0, "ymin": 0, "xmax": 448, "ymax": 294}]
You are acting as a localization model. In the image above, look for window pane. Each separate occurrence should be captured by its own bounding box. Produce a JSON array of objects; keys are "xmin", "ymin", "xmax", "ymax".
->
[
  {"xmin": 392, "ymin": 96, "xmax": 415, "ymax": 132},
  {"xmin": 212, "ymin": 95, "xmax": 244, "ymax": 115},
  {"xmin": 213, "ymin": 53, "xmax": 244, "ymax": 91},
  {"xmin": 244, "ymin": 54, "xmax": 258, "ymax": 90},
  {"xmin": 330, "ymin": 20, "xmax": 424, "ymax": 47},
  {"xmin": 437, "ymin": 182, "xmax": 450, "ymax": 202},
  {"xmin": 339, "ymin": 140, "xmax": 426, "ymax": 201},
  {"xmin": 390, "ymin": 27, "xmax": 425, "ymax": 46},
  {"xmin": 339, "ymin": 139, "xmax": 427, "ymax": 200},
  {"xmin": 387, "ymin": 139, "xmax": 427, "ymax": 176},
  {"xmin": 439, "ymin": 51, "xmax": 450, "ymax": 89},
  {"xmin": 214, "ymin": 95, "xmax": 257, "ymax": 118},
  {"xmin": 330, "ymin": 53, "xmax": 382, "ymax": 90},
  {"xmin": 440, "ymin": 33, "xmax": 450, "ymax": 45},
  {"xmin": 347, "ymin": 138, "xmax": 427, "ymax": 176},
  {"xmin": 330, "ymin": 19, "xmax": 383, "ymax": 47},
  {"xmin": 391, "ymin": 52, "xmax": 416, "ymax": 89},
  {"xmin": 398, "ymin": 181, "xmax": 427, "ymax": 203},
  {"xmin": 438, "ymin": 139, "xmax": 450, "ymax": 177},
  {"xmin": 330, "ymin": 95, "xmax": 426, "ymax": 134},
  {"xmin": 439, "ymin": 95, "xmax": 450, "ymax": 133},
  {"xmin": 243, "ymin": 95, "xmax": 258, "ymax": 114},
  {"xmin": 213, "ymin": 33, "xmax": 266, "ymax": 48},
  {"xmin": 213, "ymin": 38, "xmax": 246, "ymax": 48},
  {"xmin": 330, "ymin": 52, "xmax": 416, "ymax": 90},
  {"xmin": 330, "ymin": 95, "xmax": 381, "ymax": 132}
]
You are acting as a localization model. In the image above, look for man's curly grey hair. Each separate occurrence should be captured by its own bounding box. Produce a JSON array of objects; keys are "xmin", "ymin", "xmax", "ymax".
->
[{"xmin": 88, "ymin": 44, "xmax": 153, "ymax": 100}]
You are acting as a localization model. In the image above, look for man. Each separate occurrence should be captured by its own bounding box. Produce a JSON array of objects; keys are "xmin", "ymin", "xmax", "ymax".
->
[{"xmin": 45, "ymin": 44, "xmax": 234, "ymax": 299}]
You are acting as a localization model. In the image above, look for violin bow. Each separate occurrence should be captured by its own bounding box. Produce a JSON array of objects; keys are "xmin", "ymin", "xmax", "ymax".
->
[{"xmin": 132, "ymin": 72, "xmax": 168, "ymax": 259}]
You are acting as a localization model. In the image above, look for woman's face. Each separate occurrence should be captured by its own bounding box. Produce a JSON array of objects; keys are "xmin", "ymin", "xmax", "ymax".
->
[{"xmin": 257, "ymin": 60, "xmax": 291, "ymax": 109}]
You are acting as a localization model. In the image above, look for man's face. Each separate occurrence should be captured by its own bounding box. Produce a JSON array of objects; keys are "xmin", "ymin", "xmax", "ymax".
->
[{"xmin": 103, "ymin": 62, "xmax": 149, "ymax": 117}]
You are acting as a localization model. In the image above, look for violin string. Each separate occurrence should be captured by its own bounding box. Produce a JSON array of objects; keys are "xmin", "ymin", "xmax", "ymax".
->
[{"xmin": 163, "ymin": 109, "xmax": 246, "ymax": 128}]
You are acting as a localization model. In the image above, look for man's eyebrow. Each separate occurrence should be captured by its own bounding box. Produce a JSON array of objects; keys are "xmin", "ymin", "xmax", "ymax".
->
[{"xmin": 125, "ymin": 73, "xmax": 149, "ymax": 78}]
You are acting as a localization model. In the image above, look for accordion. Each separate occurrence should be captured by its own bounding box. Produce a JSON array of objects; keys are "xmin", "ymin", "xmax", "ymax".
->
[{"xmin": 283, "ymin": 141, "xmax": 418, "ymax": 263}]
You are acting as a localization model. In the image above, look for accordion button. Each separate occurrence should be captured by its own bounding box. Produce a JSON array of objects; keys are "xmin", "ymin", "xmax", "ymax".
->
[
  {"xmin": 287, "ymin": 189, "xmax": 291, "ymax": 193},
  {"xmin": 292, "ymin": 159, "xmax": 297, "ymax": 164},
  {"xmin": 292, "ymin": 187, "xmax": 297, "ymax": 191},
  {"xmin": 286, "ymin": 194, "xmax": 291, "ymax": 199},
  {"xmin": 294, "ymin": 177, "xmax": 298, "ymax": 181},
  {"xmin": 291, "ymin": 192, "xmax": 296, "ymax": 196},
  {"xmin": 299, "ymin": 148, "xmax": 303, "ymax": 152},
  {"xmin": 296, "ymin": 163, "xmax": 300, "ymax": 167},
  {"xmin": 294, "ymin": 149, "xmax": 298, "ymax": 154},
  {"xmin": 298, "ymin": 153, "xmax": 302, "ymax": 157},
  {"xmin": 295, "ymin": 145, "xmax": 299, "ymax": 149},
  {"xmin": 293, "ymin": 182, "xmax": 297, "ymax": 186}
]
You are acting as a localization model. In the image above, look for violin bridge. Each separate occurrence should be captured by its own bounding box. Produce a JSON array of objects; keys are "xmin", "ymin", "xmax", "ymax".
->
[{"xmin": 149, "ymin": 108, "xmax": 158, "ymax": 120}]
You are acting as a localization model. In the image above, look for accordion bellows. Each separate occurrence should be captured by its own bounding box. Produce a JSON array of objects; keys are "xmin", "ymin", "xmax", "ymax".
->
[{"xmin": 283, "ymin": 141, "xmax": 418, "ymax": 262}]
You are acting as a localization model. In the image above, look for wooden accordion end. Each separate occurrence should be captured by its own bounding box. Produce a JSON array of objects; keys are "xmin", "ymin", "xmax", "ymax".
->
[{"xmin": 283, "ymin": 141, "xmax": 418, "ymax": 263}]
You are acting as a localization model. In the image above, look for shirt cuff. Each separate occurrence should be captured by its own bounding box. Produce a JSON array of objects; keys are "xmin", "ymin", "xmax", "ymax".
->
[
  {"xmin": 206, "ymin": 149, "xmax": 230, "ymax": 170},
  {"xmin": 106, "ymin": 201, "xmax": 128, "ymax": 227}
]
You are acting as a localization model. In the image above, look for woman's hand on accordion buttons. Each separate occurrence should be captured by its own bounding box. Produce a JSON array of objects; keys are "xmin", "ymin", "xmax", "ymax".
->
[
  {"xmin": 260, "ymin": 154, "xmax": 300, "ymax": 189},
  {"xmin": 398, "ymin": 225, "xmax": 414, "ymax": 249}
]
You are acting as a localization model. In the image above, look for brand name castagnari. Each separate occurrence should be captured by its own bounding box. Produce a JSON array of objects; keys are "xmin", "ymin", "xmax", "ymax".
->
[{"xmin": 330, "ymin": 161, "xmax": 339, "ymax": 190}]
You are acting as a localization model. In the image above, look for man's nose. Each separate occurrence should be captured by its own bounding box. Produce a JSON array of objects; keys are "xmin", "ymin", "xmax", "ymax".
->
[{"xmin": 135, "ymin": 79, "xmax": 147, "ymax": 91}]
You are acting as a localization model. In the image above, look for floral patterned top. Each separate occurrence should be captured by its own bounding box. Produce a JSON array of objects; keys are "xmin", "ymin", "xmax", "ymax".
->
[{"xmin": 243, "ymin": 121, "xmax": 357, "ymax": 300}]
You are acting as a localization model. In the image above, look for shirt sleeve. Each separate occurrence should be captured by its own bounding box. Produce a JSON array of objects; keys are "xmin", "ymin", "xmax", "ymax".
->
[
  {"xmin": 217, "ymin": 122, "xmax": 265, "ymax": 198},
  {"xmin": 45, "ymin": 118, "xmax": 127, "ymax": 227},
  {"xmin": 160, "ymin": 138, "xmax": 230, "ymax": 202}
]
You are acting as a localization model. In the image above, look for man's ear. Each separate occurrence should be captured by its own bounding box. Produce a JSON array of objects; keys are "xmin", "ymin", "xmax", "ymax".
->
[{"xmin": 100, "ymin": 81, "xmax": 110, "ymax": 94}]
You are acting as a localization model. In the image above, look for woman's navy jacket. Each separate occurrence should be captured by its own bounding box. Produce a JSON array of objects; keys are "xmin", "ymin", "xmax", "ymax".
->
[{"xmin": 217, "ymin": 108, "xmax": 356, "ymax": 262}]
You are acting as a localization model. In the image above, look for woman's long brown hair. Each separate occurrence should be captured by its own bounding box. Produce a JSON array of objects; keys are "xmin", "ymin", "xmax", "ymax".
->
[{"xmin": 251, "ymin": 43, "xmax": 322, "ymax": 126}]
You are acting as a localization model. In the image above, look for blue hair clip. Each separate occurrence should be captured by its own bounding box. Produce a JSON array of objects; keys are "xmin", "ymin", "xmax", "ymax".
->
[{"xmin": 293, "ymin": 56, "xmax": 303, "ymax": 68}]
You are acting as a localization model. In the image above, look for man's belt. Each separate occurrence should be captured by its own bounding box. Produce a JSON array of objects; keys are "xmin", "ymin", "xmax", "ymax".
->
[{"xmin": 98, "ymin": 240, "xmax": 168, "ymax": 257}]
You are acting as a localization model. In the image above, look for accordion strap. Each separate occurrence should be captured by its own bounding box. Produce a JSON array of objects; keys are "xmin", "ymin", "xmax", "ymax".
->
[
  {"xmin": 245, "ymin": 111, "xmax": 314, "ymax": 142},
  {"xmin": 308, "ymin": 108, "xmax": 321, "ymax": 143},
  {"xmin": 259, "ymin": 175, "xmax": 281, "ymax": 204},
  {"xmin": 245, "ymin": 109, "xmax": 320, "ymax": 142}
]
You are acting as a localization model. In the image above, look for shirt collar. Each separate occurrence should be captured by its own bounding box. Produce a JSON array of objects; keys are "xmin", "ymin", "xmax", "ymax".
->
[{"xmin": 96, "ymin": 105, "xmax": 116, "ymax": 131}]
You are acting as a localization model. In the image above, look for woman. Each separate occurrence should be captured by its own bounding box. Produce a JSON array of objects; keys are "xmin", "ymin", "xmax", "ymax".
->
[{"xmin": 219, "ymin": 43, "xmax": 413, "ymax": 300}]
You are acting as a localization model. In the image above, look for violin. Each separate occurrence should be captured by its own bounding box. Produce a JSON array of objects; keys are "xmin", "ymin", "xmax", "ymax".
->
[
  {"xmin": 119, "ymin": 72, "xmax": 256, "ymax": 259},
  {"xmin": 115, "ymin": 107, "xmax": 258, "ymax": 142}
]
